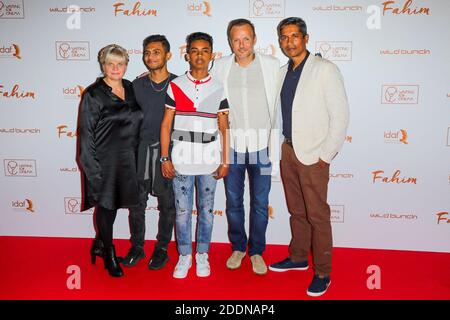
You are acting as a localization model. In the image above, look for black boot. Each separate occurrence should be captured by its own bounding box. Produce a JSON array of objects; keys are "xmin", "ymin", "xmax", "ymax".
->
[
  {"xmin": 103, "ymin": 245, "xmax": 124, "ymax": 277},
  {"xmin": 90, "ymin": 238, "xmax": 104, "ymax": 265}
]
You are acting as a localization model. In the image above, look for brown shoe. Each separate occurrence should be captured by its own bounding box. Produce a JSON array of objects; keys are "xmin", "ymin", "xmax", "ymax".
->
[
  {"xmin": 226, "ymin": 251, "xmax": 246, "ymax": 269},
  {"xmin": 250, "ymin": 254, "xmax": 267, "ymax": 275}
]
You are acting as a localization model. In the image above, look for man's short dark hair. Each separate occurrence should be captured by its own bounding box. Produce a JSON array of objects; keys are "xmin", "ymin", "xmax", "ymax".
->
[
  {"xmin": 227, "ymin": 18, "xmax": 256, "ymax": 40},
  {"xmin": 142, "ymin": 34, "xmax": 171, "ymax": 52},
  {"xmin": 277, "ymin": 17, "xmax": 308, "ymax": 38},
  {"xmin": 186, "ymin": 32, "xmax": 213, "ymax": 52}
]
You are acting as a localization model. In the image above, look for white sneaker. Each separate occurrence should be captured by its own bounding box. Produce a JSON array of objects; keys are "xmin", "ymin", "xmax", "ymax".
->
[
  {"xmin": 173, "ymin": 254, "xmax": 192, "ymax": 279},
  {"xmin": 195, "ymin": 252, "xmax": 210, "ymax": 277}
]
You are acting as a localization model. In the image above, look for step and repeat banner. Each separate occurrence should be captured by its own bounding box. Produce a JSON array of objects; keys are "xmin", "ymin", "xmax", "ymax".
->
[{"xmin": 1, "ymin": 0, "xmax": 449, "ymax": 253}]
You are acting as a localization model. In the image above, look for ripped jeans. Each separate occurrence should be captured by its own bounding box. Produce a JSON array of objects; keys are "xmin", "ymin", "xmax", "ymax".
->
[{"xmin": 172, "ymin": 173, "xmax": 217, "ymax": 256}]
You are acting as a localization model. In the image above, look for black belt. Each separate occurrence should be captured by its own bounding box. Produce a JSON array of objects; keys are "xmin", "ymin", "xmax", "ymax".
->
[
  {"xmin": 172, "ymin": 129, "xmax": 218, "ymax": 144},
  {"xmin": 284, "ymin": 138, "xmax": 293, "ymax": 147}
]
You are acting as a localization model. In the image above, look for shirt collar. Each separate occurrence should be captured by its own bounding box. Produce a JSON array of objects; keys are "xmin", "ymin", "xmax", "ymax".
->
[
  {"xmin": 186, "ymin": 71, "xmax": 211, "ymax": 85},
  {"xmin": 288, "ymin": 51, "xmax": 310, "ymax": 72}
]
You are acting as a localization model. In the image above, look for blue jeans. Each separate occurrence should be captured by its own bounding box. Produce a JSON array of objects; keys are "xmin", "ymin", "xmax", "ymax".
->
[
  {"xmin": 172, "ymin": 173, "xmax": 217, "ymax": 256},
  {"xmin": 224, "ymin": 148, "xmax": 271, "ymax": 256}
]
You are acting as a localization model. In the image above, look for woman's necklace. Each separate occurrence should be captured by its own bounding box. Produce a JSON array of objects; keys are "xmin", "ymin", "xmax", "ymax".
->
[{"xmin": 150, "ymin": 74, "xmax": 170, "ymax": 93}]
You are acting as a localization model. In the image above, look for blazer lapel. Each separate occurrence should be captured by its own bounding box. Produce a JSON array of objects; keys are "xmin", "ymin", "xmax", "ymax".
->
[{"xmin": 292, "ymin": 54, "xmax": 315, "ymax": 108}]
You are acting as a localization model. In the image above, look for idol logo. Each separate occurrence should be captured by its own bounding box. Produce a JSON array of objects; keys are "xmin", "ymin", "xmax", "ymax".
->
[
  {"xmin": 255, "ymin": 44, "xmax": 277, "ymax": 57},
  {"xmin": 381, "ymin": 85, "xmax": 419, "ymax": 104},
  {"xmin": 187, "ymin": 1, "xmax": 212, "ymax": 17},
  {"xmin": 113, "ymin": 1, "xmax": 157, "ymax": 17},
  {"xmin": 330, "ymin": 205, "xmax": 344, "ymax": 223},
  {"xmin": 11, "ymin": 199, "xmax": 34, "ymax": 213},
  {"xmin": 0, "ymin": 0, "xmax": 25, "ymax": 19},
  {"xmin": 64, "ymin": 197, "xmax": 93, "ymax": 214},
  {"xmin": 178, "ymin": 44, "xmax": 222, "ymax": 60},
  {"xmin": 382, "ymin": 0, "xmax": 430, "ymax": 16},
  {"xmin": 4, "ymin": 159, "xmax": 37, "ymax": 177},
  {"xmin": 249, "ymin": 0, "xmax": 285, "ymax": 18},
  {"xmin": 55, "ymin": 41, "xmax": 90, "ymax": 60},
  {"xmin": 127, "ymin": 48, "xmax": 143, "ymax": 55},
  {"xmin": 384, "ymin": 129, "xmax": 408, "ymax": 144},
  {"xmin": 315, "ymin": 41, "xmax": 352, "ymax": 61},
  {"xmin": 0, "ymin": 44, "xmax": 21, "ymax": 59},
  {"xmin": 63, "ymin": 85, "xmax": 84, "ymax": 99}
]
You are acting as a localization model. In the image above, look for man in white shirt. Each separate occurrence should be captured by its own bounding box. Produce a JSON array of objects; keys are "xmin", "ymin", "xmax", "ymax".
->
[
  {"xmin": 268, "ymin": 17, "xmax": 349, "ymax": 297},
  {"xmin": 212, "ymin": 18, "xmax": 280, "ymax": 275}
]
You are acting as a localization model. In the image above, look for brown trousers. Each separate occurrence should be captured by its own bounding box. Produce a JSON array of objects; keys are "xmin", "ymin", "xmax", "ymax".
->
[{"xmin": 280, "ymin": 142, "xmax": 332, "ymax": 276}]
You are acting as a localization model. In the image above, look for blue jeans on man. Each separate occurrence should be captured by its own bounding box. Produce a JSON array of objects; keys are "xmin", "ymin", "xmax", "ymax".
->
[
  {"xmin": 224, "ymin": 148, "xmax": 271, "ymax": 256},
  {"xmin": 172, "ymin": 173, "xmax": 217, "ymax": 255}
]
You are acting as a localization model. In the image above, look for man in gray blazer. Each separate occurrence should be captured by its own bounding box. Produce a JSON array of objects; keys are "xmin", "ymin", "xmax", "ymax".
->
[
  {"xmin": 268, "ymin": 17, "xmax": 349, "ymax": 297},
  {"xmin": 212, "ymin": 19, "xmax": 280, "ymax": 275}
]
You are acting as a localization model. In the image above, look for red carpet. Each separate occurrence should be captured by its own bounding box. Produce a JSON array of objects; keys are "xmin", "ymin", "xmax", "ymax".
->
[{"xmin": 0, "ymin": 236, "xmax": 449, "ymax": 300}]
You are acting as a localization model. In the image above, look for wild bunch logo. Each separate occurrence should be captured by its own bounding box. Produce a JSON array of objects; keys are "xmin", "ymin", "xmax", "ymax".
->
[
  {"xmin": 4, "ymin": 159, "xmax": 37, "ymax": 177},
  {"xmin": 49, "ymin": 6, "xmax": 95, "ymax": 13},
  {"xmin": 250, "ymin": 0, "xmax": 285, "ymax": 18},
  {"xmin": 187, "ymin": 1, "xmax": 212, "ymax": 16},
  {"xmin": 63, "ymin": 85, "xmax": 84, "ymax": 99},
  {"xmin": 436, "ymin": 212, "xmax": 449, "ymax": 225},
  {"xmin": 315, "ymin": 41, "xmax": 352, "ymax": 61},
  {"xmin": 330, "ymin": 173, "xmax": 354, "ymax": 179},
  {"xmin": 0, "ymin": 84, "xmax": 35, "ymax": 99},
  {"xmin": 0, "ymin": 44, "xmax": 21, "ymax": 59},
  {"xmin": 312, "ymin": 4, "xmax": 363, "ymax": 12},
  {"xmin": 372, "ymin": 169, "xmax": 417, "ymax": 184},
  {"xmin": 380, "ymin": 48, "xmax": 430, "ymax": 55},
  {"xmin": 0, "ymin": 0, "xmax": 25, "ymax": 19},
  {"xmin": 11, "ymin": 199, "xmax": 34, "ymax": 213},
  {"xmin": 57, "ymin": 125, "xmax": 78, "ymax": 138},
  {"xmin": 381, "ymin": 85, "xmax": 419, "ymax": 104},
  {"xmin": 0, "ymin": 128, "xmax": 40, "ymax": 134},
  {"xmin": 55, "ymin": 41, "xmax": 90, "ymax": 60},
  {"xmin": 370, "ymin": 212, "xmax": 418, "ymax": 220},
  {"xmin": 384, "ymin": 129, "xmax": 408, "ymax": 144},
  {"xmin": 113, "ymin": 1, "xmax": 157, "ymax": 17},
  {"xmin": 59, "ymin": 165, "xmax": 79, "ymax": 173},
  {"xmin": 382, "ymin": 0, "xmax": 430, "ymax": 16}
]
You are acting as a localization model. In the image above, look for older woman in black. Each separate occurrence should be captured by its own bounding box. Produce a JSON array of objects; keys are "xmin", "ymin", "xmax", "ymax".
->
[{"xmin": 77, "ymin": 44, "xmax": 142, "ymax": 277}]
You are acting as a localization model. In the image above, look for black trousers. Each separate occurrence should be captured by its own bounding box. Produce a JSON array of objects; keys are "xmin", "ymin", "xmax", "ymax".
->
[
  {"xmin": 128, "ymin": 140, "xmax": 176, "ymax": 251},
  {"xmin": 95, "ymin": 206, "xmax": 117, "ymax": 248}
]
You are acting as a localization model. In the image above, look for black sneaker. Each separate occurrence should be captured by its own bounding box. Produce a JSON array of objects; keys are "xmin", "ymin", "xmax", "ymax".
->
[
  {"xmin": 307, "ymin": 275, "xmax": 331, "ymax": 297},
  {"xmin": 269, "ymin": 257, "xmax": 309, "ymax": 272},
  {"xmin": 148, "ymin": 248, "xmax": 169, "ymax": 270},
  {"xmin": 122, "ymin": 247, "xmax": 145, "ymax": 267}
]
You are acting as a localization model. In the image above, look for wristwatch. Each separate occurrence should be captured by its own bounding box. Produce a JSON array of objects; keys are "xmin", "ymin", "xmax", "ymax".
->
[{"xmin": 160, "ymin": 156, "xmax": 170, "ymax": 163}]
